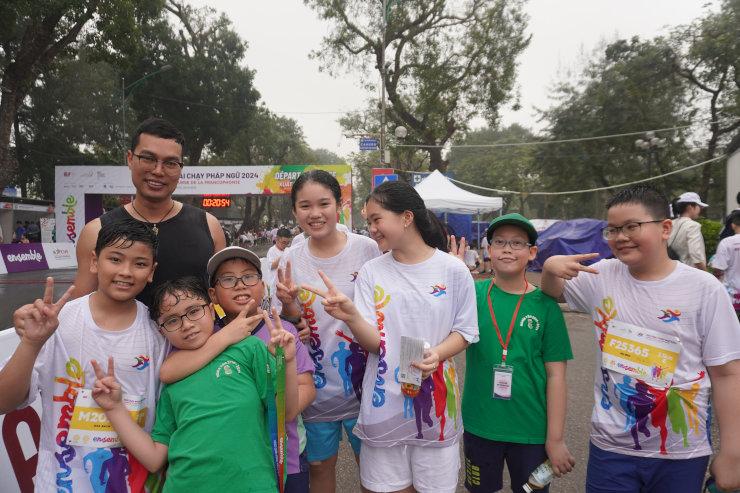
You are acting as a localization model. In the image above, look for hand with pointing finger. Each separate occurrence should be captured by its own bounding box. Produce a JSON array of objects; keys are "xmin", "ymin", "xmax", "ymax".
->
[
  {"xmin": 543, "ymin": 253, "xmax": 600, "ymax": 281},
  {"xmin": 91, "ymin": 357, "xmax": 123, "ymax": 411},
  {"xmin": 15, "ymin": 277, "xmax": 75, "ymax": 349},
  {"xmin": 275, "ymin": 260, "xmax": 301, "ymax": 306},
  {"xmin": 302, "ymin": 271, "xmax": 360, "ymax": 323}
]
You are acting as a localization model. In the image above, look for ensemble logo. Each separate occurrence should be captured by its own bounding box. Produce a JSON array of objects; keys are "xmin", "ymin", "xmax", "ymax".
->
[
  {"xmin": 429, "ymin": 284, "xmax": 447, "ymax": 297},
  {"xmin": 658, "ymin": 309, "xmax": 681, "ymax": 323},
  {"xmin": 520, "ymin": 314, "xmax": 540, "ymax": 331},
  {"xmin": 5, "ymin": 249, "xmax": 43, "ymax": 263},
  {"xmin": 62, "ymin": 195, "xmax": 78, "ymax": 243},
  {"xmin": 132, "ymin": 355, "xmax": 150, "ymax": 370}
]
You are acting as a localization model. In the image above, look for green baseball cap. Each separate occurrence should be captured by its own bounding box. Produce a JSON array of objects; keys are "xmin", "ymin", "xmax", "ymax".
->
[{"xmin": 486, "ymin": 213, "xmax": 538, "ymax": 245}]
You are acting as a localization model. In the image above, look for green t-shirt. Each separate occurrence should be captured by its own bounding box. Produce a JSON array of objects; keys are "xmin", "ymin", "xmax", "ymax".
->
[
  {"xmin": 151, "ymin": 336, "xmax": 277, "ymax": 492},
  {"xmin": 462, "ymin": 279, "xmax": 573, "ymax": 444}
]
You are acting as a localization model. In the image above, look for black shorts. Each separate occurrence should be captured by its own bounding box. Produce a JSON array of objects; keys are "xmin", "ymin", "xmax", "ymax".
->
[{"xmin": 463, "ymin": 431, "xmax": 549, "ymax": 493}]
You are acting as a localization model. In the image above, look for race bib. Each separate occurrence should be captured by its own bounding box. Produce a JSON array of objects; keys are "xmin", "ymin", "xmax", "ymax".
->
[
  {"xmin": 68, "ymin": 389, "xmax": 147, "ymax": 448},
  {"xmin": 602, "ymin": 320, "xmax": 681, "ymax": 388}
]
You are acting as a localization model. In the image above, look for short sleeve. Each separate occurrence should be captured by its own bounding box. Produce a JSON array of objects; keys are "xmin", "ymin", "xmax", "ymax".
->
[
  {"xmin": 452, "ymin": 262, "xmax": 479, "ymax": 343},
  {"xmin": 151, "ymin": 388, "xmax": 176, "ymax": 445},
  {"xmin": 563, "ymin": 259, "xmax": 606, "ymax": 314},
  {"xmin": 354, "ymin": 264, "xmax": 378, "ymax": 326},
  {"xmin": 280, "ymin": 320, "xmax": 314, "ymax": 375},
  {"xmin": 542, "ymin": 295, "xmax": 573, "ymax": 362},
  {"xmin": 709, "ymin": 238, "xmax": 730, "ymax": 270},
  {"xmin": 700, "ymin": 281, "xmax": 740, "ymax": 367}
]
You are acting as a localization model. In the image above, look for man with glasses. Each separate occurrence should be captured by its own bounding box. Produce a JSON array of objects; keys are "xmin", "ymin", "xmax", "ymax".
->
[{"xmin": 71, "ymin": 117, "xmax": 226, "ymax": 305}]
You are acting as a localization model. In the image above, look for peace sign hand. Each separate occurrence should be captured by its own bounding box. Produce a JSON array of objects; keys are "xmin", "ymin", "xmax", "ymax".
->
[
  {"xmin": 264, "ymin": 307, "xmax": 296, "ymax": 363},
  {"xmin": 91, "ymin": 357, "xmax": 123, "ymax": 411},
  {"xmin": 275, "ymin": 260, "xmax": 301, "ymax": 306},
  {"xmin": 543, "ymin": 253, "xmax": 600, "ymax": 280},
  {"xmin": 448, "ymin": 235, "xmax": 467, "ymax": 263},
  {"xmin": 302, "ymin": 271, "xmax": 360, "ymax": 323},
  {"xmin": 16, "ymin": 277, "xmax": 74, "ymax": 349},
  {"xmin": 221, "ymin": 300, "xmax": 265, "ymax": 345}
]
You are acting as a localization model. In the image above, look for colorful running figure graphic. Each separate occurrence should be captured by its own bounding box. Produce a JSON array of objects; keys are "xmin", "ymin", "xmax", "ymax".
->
[
  {"xmin": 83, "ymin": 448, "xmax": 113, "ymax": 493},
  {"xmin": 627, "ymin": 381, "xmax": 655, "ymax": 450},
  {"xmin": 667, "ymin": 389, "xmax": 689, "ymax": 447},
  {"xmin": 646, "ymin": 383, "xmax": 670, "ymax": 455},
  {"xmin": 443, "ymin": 366, "xmax": 458, "ymax": 430},
  {"xmin": 336, "ymin": 329, "xmax": 367, "ymax": 401},
  {"xmin": 394, "ymin": 366, "xmax": 414, "ymax": 419},
  {"xmin": 331, "ymin": 342, "xmax": 353, "ymax": 397},
  {"xmin": 413, "ymin": 377, "xmax": 435, "ymax": 439},
  {"xmin": 615, "ymin": 376, "xmax": 637, "ymax": 432},
  {"xmin": 677, "ymin": 382, "xmax": 701, "ymax": 435},
  {"xmin": 101, "ymin": 448, "xmax": 130, "ymax": 493},
  {"xmin": 432, "ymin": 364, "xmax": 448, "ymax": 441}
]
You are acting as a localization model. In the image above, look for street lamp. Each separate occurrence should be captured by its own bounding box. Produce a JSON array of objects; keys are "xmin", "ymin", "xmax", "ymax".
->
[
  {"xmin": 121, "ymin": 64, "xmax": 173, "ymax": 160},
  {"xmin": 634, "ymin": 131, "xmax": 667, "ymax": 176}
]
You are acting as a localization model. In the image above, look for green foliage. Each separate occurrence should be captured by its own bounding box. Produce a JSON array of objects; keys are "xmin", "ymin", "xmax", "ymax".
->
[
  {"xmin": 698, "ymin": 218, "xmax": 722, "ymax": 257},
  {"xmin": 305, "ymin": 0, "xmax": 530, "ymax": 170}
]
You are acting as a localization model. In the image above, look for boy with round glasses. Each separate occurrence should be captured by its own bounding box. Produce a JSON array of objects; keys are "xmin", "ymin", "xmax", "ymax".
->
[{"xmin": 460, "ymin": 213, "xmax": 575, "ymax": 493}]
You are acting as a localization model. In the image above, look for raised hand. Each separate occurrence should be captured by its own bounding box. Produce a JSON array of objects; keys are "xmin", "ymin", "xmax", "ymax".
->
[
  {"xmin": 91, "ymin": 357, "xmax": 123, "ymax": 411},
  {"xmin": 264, "ymin": 307, "xmax": 296, "ymax": 362},
  {"xmin": 543, "ymin": 253, "xmax": 600, "ymax": 280},
  {"xmin": 15, "ymin": 277, "xmax": 74, "ymax": 348},
  {"xmin": 302, "ymin": 271, "xmax": 360, "ymax": 323},
  {"xmin": 412, "ymin": 348, "xmax": 441, "ymax": 380},
  {"xmin": 448, "ymin": 235, "xmax": 467, "ymax": 263},
  {"xmin": 275, "ymin": 260, "xmax": 301, "ymax": 306},
  {"xmin": 220, "ymin": 300, "xmax": 264, "ymax": 345}
]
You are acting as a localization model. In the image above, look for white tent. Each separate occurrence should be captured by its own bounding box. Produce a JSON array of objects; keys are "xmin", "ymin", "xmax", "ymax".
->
[{"xmin": 414, "ymin": 170, "xmax": 502, "ymax": 214}]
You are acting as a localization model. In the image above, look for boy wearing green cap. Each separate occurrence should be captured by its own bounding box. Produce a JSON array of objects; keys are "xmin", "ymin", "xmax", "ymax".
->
[{"xmin": 460, "ymin": 213, "xmax": 575, "ymax": 493}]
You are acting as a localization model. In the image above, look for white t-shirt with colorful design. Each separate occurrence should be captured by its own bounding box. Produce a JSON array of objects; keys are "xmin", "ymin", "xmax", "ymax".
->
[
  {"xmin": 352, "ymin": 249, "xmax": 479, "ymax": 448},
  {"xmin": 283, "ymin": 232, "xmax": 381, "ymax": 422},
  {"xmin": 709, "ymin": 233, "xmax": 740, "ymax": 310},
  {"xmin": 3, "ymin": 295, "xmax": 167, "ymax": 492},
  {"xmin": 564, "ymin": 259, "xmax": 740, "ymax": 459}
]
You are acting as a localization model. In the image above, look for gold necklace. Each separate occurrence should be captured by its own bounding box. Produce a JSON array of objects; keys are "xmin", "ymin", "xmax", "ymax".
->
[{"xmin": 130, "ymin": 200, "xmax": 176, "ymax": 235}]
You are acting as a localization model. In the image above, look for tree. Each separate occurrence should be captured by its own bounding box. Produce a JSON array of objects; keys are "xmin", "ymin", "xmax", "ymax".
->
[
  {"xmin": 0, "ymin": 0, "xmax": 162, "ymax": 190},
  {"xmin": 127, "ymin": 0, "xmax": 259, "ymax": 165},
  {"xmin": 306, "ymin": 0, "xmax": 530, "ymax": 171},
  {"xmin": 537, "ymin": 37, "xmax": 696, "ymax": 218},
  {"xmin": 670, "ymin": 0, "xmax": 739, "ymax": 203}
]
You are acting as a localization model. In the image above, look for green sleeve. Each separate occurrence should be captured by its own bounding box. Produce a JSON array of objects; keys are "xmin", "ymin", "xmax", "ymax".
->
[
  {"xmin": 150, "ymin": 387, "xmax": 175, "ymax": 445},
  {"xmin": 243, "ymin": 338, "xmax": 276, "ymax": 409},
  {"xmin": 541, "ymin": 295, "xmax": 574, "ymax": 362}
]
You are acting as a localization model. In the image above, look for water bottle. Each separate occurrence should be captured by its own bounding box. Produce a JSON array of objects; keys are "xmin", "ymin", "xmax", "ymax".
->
[
  {"xmin": 522, "ymin": 460, "xmax": 555, "ymax": 492},
  {"xmin": 705, "ymin": 477, "xmax": 740, "ymax": 493}
]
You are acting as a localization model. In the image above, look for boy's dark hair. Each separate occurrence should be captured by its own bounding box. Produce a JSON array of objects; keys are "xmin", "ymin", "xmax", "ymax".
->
[
  {"xmin": 95, "ymin": 218, "xmax": 158, "ymax": 258},
  {"xmin": 149, "ymin": 276, "xmax": 210, "ymax": 321},
  {"xmin": 130, "ymin": 117, "xmax": 186, "ymax": 154},
  {"xmin": 291, "ymin": 170, "xmax": 342, "ymax": 208},
  {"xmin": 605, "ymin": 185, "xmax": 670, "ymax": 220},
  {"xmin": 277, "ymin": 228, "xmax": 292, "ymax": 238},
  {"xmin": 367, "ymin": 181, "xmax": 448, "ymax": 252},
  {"xmin": 731, "ymin": 211, "xmax": 740, "ymax": 227}
]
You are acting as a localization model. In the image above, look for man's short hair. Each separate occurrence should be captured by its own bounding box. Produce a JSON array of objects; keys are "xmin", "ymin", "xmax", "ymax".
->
[
  {"xmin": 130, "ymin": 117, "xmax": 186, "ymax": 154},
  {"xmin": 277, "ymin": 228, "xmax": 292, "ymax": 238},
  {"xmin": 605, "ymin": 185, "xmax": 670, "ymax": 221}
]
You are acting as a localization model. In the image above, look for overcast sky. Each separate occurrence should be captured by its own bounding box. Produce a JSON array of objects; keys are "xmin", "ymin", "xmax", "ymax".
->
[{"xmin": 188, "ymin": 0, "xmax": 714, "ymax": 158}]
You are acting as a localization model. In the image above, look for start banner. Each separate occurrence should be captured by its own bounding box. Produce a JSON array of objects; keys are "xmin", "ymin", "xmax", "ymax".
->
[{"xmin": 0, "ymin": 243, "xmax": 78, "ymax": 274}]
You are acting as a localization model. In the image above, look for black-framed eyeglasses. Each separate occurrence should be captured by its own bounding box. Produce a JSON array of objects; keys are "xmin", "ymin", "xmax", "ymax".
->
[
  {"xmin": 602, "ymin": 220, "xmax": 664, "ymax": 240},
  {"xmin": 490, "ymin": 238, "xmax": 531, "ymax": 250},
  {"xmin": 216, "ymin": 274, "xmax": 262, "ymax": 289},
  {"xmin": 159, "ymin": 303, "xmax": 209, "ymax": 332},
  {"xmin": 133, "ymin": 153, "xmax": 183, "ymax": 174}
]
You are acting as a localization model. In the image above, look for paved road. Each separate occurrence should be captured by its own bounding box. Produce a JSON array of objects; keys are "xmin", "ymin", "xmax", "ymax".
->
[{"xmin": 0, "ymin": 268, "xmax": 76, "ymax": 330}]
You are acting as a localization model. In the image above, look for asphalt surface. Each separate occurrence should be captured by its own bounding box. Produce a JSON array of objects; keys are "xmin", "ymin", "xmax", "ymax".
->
[{"xmin": 0, "ymin": 268, "xmax": 719, "ymax": 492}]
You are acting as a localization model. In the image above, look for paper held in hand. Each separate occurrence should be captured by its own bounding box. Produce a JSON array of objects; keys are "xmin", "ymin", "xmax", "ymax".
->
[
  {"xmin": 399, "ymin": 336, "xmax": 425, "ymax": 386},
  {"xmin": 602, "ymin": 319, "xmax": 681, "ymax": 388}
]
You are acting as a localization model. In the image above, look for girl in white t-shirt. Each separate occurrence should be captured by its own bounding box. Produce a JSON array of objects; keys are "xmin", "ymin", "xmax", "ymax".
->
[
  {"xmin": 304, "ymin": 181, "xmax": 479, "ymax": 493},
  {"xmin": 276, "ymin": 169, "xmax": 381, "ymax": 492}
]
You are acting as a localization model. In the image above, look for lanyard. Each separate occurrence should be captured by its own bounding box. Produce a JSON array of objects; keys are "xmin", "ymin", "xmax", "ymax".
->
[
  {"xmin": 486, "ymin": 277, "xmax": 528, "ymax": 364},
  {"xmin": 266, "ymin": 346, "xmax": 287, "ymax": 493}
]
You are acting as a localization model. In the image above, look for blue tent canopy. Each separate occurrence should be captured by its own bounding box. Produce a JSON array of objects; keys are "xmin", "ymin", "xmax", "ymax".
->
[{"xmin": 530, "ymin": 218, "xmax": 612, "ymax": 272}]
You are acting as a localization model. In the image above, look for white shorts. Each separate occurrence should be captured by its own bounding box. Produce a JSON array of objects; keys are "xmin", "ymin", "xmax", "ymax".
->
[{"xmin": 360, "ymin": 442, "xmax": 460, "ymax": 493}]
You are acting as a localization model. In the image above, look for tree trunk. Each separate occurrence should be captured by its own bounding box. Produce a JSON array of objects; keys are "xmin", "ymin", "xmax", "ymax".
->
[
  {"xmin": 239, "ymin": 195, "xmax": 268, "ymax": 233},
  {"xmin": 188, "ymin": 141, "xmax": 205, "ymax": 166},
  {"xmin": 428, "ymin": 147, "xmax": 446, "ymax": 172},
  {"xmin": 0, "ymin": 86, "xmax": 22, "ymax": 191}
]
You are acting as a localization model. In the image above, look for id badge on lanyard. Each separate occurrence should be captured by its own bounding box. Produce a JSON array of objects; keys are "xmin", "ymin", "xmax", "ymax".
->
[
  {"xmin": 487, "ymin": 277, "xmax": 528, "ymax": 401},
  {"xmin": 68, "ymin": 389, "xmax": 147, "ymax": 448}
]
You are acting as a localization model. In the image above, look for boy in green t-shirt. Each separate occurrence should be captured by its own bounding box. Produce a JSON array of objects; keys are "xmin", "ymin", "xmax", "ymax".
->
[
  {"xmin": 460, "ymin": 214, "xmax": 575, "ymax": 493},
  {"xmin": 90, "ymin": 276, "xmax": 298, "ymax": 492}
]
